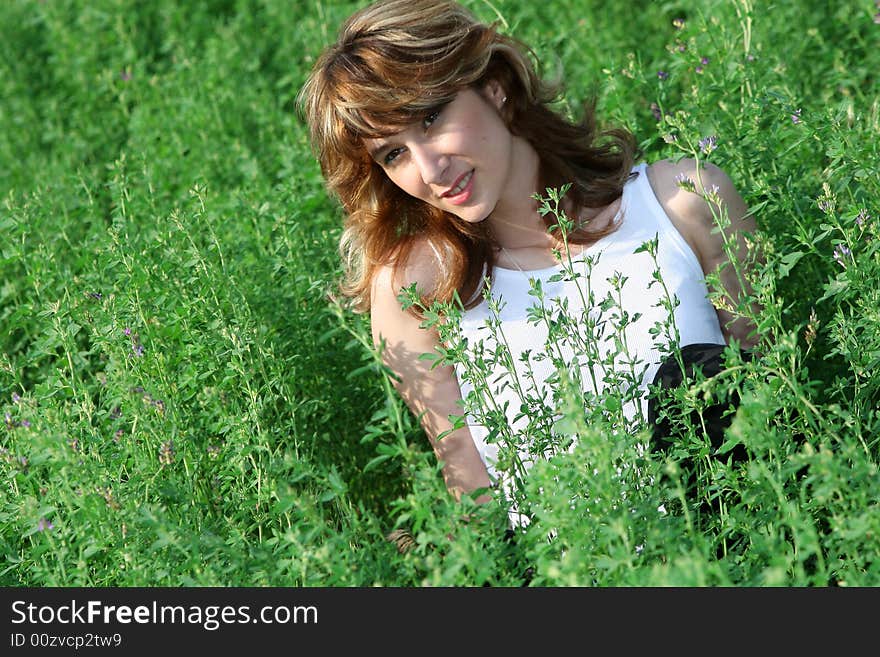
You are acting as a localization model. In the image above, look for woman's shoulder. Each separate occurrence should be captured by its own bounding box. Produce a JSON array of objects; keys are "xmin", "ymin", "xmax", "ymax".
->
[
  {"xmin": 370, "ymin": 237, "xmax": 444, "ymax": 307},
  {"xmin": 645, "ymin": 157, "xmax": 733, "ymax": 204},
  {"xmin": 645, "ymin": 158, "xmax": 744, "ymax": 229},
  {"xmin": 643, "ymin": 157, "xmax": 754, "ymax": 272},
  {"xmin": 368, "ymin": 238, "xmax": 447, "ymax": 351}
]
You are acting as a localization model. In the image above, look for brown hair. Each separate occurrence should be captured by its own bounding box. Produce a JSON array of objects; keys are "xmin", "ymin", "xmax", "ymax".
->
[{"xmin": 299, "ymin": 0, "xmax": 637, "ymax": 312}]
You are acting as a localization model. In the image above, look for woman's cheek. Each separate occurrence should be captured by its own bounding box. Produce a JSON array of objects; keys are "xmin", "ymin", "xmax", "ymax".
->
[{"xmin": 391, "ymin": 168, "xmax": 424, "ymax": 199}]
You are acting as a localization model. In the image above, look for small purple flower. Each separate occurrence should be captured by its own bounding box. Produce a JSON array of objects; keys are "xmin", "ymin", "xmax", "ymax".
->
[
  {"xmin": 791, "ymin": 109, "xmax": 802, "ymax": 124},
  {"xmin": 833, "ymin": 244, "xmax": 851, "ymax": 266},
  {"xmin": 856, "ymin": 209, "xmax": 869, "ymax": 227},
  {"xmin": 695, "ymin": 65, "xmax": 704, "ymax": 74},
  {"xmin": 674, "ymin": 173, "xmax": 696, "ymax": 192},
  {"xmin": 874, "ymin": 11, "xmax": 880, "ymax": 24},
  {"xmin": 677, "ymin": 43, "xmax": 687, "ymax": 53},
  {"xmin": 87, "ymin": 292, "xmax": 102, "ymax": 300},
  {"xmin": 119, "ymin": 70, "xmax": 132, "ymax": 81},
  {"xmin": 673, "ymin": 18, "xmax": 685, "ymax": 29},
  {"xmin": 701, "ymin": 56, "xmax": 710, "ymax": 66},
  {"xmin": 36, "ymin": 518, "xmax": 54, "ymax": 532},
  {"xmin": 699, "ymin": 135, "xmax": 718, "ymax": 154},
  {"xmin": 747, "ymin": 54, "xmax": 756, "ymax": 62},
  {"xmin": 20, "ymin": 420, "xmax": 30, "ymax": 429},
  {"xmin": 124, "ymin": 327, "xmax": 131, "ymax": 336},
  {"xmin": 657, "ymin": 70, "xmax": 669, "ymax": 80},
  {"xmin": 818, "ymin": 199, "xmax": 833, "ymax": 213},
  {"xmin": 128, "ymin": 331, "xmax": 144, "ymax": 358},
  {"xmin": 12, "ymin": 393, "xmax": 20, "ymax": 403},
  {"xmin": 4, "ymin": 412, "xmax": 12, "ymax": 429}
]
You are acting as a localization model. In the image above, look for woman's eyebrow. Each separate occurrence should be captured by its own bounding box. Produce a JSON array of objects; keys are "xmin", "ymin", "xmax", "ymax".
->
[{"xmin": 367, "ymin": 141, "xmax": 389, "ymax": 160}]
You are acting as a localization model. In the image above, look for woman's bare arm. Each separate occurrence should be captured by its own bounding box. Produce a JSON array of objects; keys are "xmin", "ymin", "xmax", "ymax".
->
[{"xmin": 369, "ymin": 255, "xmax": 492, "ymax": 501}]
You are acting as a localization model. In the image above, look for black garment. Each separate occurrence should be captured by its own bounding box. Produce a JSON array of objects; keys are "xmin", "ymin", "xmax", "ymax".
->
[
  {"xmin": 646, "ymin": 342, "xmax": 754, "ymax": 526},
  {"xmin": 648, "ymin": 342, "xmax": 751, "ymax": 460}
]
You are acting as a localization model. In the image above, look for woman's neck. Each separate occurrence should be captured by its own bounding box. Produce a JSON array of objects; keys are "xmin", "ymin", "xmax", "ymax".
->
[
  {"xmin": 487, "ymin": 136, "xmax": 622, "ymax": 270},
  {"xmin": 486, "ymin": 137, "xmax": 554, "ymax": 251}
]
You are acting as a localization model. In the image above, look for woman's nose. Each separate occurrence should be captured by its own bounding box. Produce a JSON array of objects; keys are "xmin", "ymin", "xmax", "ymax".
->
[{"xmin": 412, "ymin": 144, "xmax": 448, "ymax": 186}]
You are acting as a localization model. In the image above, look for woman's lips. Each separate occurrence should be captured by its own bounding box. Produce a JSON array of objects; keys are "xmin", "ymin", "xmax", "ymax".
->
[{"xmin": 441, "ymin": 170, "xmax": 474, "ymax": 205}]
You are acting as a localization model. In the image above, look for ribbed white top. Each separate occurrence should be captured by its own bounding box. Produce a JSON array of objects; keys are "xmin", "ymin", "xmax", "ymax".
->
[{"xmin": 454, "ymin": 162, "xmax": 725, "ymax": 487}]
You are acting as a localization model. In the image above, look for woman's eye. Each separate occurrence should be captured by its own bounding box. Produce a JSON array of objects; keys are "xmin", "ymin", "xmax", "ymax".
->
[
  {"xmin": 383, "ymin": 147, "xmax": 404, "ymax": 166},
  {"xmin": 422, "ymin": 108, "xmax": 441, "ymax": 129}
]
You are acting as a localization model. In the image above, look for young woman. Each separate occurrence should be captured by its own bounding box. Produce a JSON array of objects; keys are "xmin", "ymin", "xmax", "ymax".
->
[{"xmin": 299, "ymin": 0, "xmax": 759, "ymax": 512}]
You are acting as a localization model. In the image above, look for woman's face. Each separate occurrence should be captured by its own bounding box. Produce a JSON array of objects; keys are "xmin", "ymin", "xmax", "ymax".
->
[{"xmin": 363, "ymin": 84, "xmax": 517, "ymax": 223}]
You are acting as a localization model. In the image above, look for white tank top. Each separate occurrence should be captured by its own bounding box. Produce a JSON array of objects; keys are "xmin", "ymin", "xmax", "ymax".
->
[{"xmin": 453, "ymin": 162, "xmax": 725, "ymax": 486}]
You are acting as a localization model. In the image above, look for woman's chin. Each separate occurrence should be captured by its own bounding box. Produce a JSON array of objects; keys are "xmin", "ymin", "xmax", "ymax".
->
[{"xmin": 450, "ymin": 205, "xmax": 494, "ymax": 224}]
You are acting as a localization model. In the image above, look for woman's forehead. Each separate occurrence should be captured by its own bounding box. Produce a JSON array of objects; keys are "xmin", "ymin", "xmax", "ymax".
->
[{"xmin": 340, "ymin": 83, "xmax": 458, "ymax": 126}]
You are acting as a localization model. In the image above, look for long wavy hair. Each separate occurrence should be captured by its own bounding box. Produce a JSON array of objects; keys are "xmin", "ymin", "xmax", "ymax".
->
[{"xmin": 299, "ymin": 0, "xmax": 638, "ymax": 313}]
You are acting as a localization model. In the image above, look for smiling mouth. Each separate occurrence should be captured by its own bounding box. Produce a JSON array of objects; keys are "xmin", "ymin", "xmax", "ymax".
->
[{"xmin": 441, "ymin": 170, "xmax": 474, "ymax": 201}]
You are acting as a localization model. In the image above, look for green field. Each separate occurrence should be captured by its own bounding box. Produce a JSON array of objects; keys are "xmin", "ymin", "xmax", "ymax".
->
[{"xmin": 2, "ymin": 0, "xmax": 878, "ymax": 586}]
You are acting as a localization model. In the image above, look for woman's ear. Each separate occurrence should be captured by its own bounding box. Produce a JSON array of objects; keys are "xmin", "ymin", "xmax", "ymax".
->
[{"xmin": 481, "ymin": 80, "xmax": 507, "ymax": 110}]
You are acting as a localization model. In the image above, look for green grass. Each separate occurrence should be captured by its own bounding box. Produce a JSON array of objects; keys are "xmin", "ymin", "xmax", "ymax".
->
[{"xmin": 1, "ymin": 0, "xmax": 878, "ymax": 586}]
